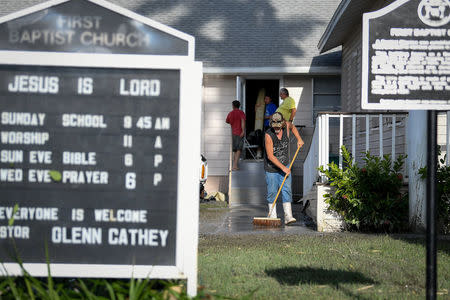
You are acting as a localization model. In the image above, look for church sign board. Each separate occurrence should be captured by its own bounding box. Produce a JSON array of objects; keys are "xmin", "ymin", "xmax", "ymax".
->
[
  {"xmin": 0, "ymin": 0, "xmax": 201, "ymax": 296},
  {"xmin": 362, "ymin": 0, "xmax": 450, "ymax": 110}
]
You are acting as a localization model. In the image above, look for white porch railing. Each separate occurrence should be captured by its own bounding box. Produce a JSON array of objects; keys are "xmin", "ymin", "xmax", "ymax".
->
[{"xmin": 303, "ymin": 112, "xmax": 409, "ymax": 197}]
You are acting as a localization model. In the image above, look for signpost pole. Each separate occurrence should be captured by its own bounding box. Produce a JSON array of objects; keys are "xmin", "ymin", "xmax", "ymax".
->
[{"xmin": 426, "ymin": 110, "xmax": 437, "ymax": 300}]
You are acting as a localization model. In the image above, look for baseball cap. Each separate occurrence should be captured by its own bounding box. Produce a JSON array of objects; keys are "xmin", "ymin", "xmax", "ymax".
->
[{"xmin": 270, "ymin": 112, "xmax": 284, "ymax": 128}]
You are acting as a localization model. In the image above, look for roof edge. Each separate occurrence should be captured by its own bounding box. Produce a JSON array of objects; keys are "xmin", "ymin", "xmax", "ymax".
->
[
  {"xmin": 203, "ymin": 66, "xmax": 341, "ymax": 75},
  {"xmin": 318, "ymin": 0, "xmax": 351, "ymax": 53}
]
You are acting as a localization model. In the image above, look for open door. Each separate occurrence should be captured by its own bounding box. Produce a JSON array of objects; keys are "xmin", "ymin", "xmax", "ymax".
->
[
  {"xmin": 236, "ymin": 76, "xmax": 246, "ymax": 112},
  {"xmin": 236, "ymin": 77, "xmax": 282, "ymax": 159},
  {"xmin": 244, "ymin": 79, "xmax": 280, "ymax": 134}
]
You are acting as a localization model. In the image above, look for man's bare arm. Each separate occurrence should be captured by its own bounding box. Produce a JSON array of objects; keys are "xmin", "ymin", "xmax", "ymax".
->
[
  {"xmin": 289, "ymin": 123, "xmax": 304, "ymax": 148},
  {"xmin": 289, "ymin": 108, "xmax": 297, "ymax": 122},
  {"xmin": 240, "ymin": 118, "xmax": 245, "ymax": 137}
]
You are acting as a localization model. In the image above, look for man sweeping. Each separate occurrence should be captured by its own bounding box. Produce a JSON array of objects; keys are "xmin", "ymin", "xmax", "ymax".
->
[{"xmin": 264, "ymin": 112, "xmax": 304, "ymax": 225}]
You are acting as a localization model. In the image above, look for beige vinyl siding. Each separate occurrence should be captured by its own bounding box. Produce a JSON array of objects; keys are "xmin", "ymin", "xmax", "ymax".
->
[
  {"xmin": 202, "ymin": 75, "xmax": 236, "ymax": 176},
  {"xmin": 284, "ymin": 76, "xmax": 313, "ymax": 128},
  {"xmin": 342, "ymin": 25, "xmax": 362, "ymax": 113}
]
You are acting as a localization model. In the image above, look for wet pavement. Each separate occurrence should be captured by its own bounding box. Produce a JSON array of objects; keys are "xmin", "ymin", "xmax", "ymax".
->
[{"xmin": 200, "ymin": 160, "xmax": 317, "ymax": 235}]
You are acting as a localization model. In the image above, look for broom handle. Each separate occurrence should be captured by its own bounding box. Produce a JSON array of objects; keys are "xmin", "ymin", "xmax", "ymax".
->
[{"xmin": 268, "ymin": 145, "xmax": 301, "ymax": 217}]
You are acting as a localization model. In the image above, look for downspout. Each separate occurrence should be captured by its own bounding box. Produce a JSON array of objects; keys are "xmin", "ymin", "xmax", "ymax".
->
[{"xmin": 407, "ymin": 110, "xmax": 427, "ymax": 231}]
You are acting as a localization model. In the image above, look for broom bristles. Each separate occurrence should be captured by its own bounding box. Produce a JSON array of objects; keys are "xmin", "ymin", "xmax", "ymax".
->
[{"xmin": 252, "ymin": 217, "xmax": 282, "ymax": 227}]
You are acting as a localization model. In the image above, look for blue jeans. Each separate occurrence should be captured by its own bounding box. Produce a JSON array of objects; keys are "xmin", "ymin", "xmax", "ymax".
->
[{"xmin": 265, "ymin": 169, "xmax": 292, "ymax": 204}]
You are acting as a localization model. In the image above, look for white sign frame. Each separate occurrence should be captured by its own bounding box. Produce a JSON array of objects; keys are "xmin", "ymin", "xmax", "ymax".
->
[
  {"xmin": 362, "ymin": 0, "xmax": 450, "ymax": 110},
  {"xmin": 0, "ymin": 0, "xmax": 202, "ymax": 296}
]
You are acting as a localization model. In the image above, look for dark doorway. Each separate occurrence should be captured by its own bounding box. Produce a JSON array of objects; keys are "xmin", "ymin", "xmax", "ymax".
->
[
  {"xmin": 245, "ymin": 79, "xmax": 279, "ymax": 134},
  {"xmin": 244, "ymin": 79, "xmax": 279, "ymax": 159}
]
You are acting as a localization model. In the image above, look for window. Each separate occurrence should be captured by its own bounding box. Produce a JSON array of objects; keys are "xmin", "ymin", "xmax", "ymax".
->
[{"xmin": 313, "ymin": 77, "xmax": 341, "ymax": 125}]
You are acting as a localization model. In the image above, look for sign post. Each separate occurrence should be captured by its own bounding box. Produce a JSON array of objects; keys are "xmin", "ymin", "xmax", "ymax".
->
[
  {"xmin": 362, "ymin": 1, "xmax": 450, "ymax": 298},
  {"xmin": 426, "ymin": 110, "xmax": 437, "ymax": 299},
  {"xmin": 0, "ymin": 0, "xmax": 202, "ymax": 296}
]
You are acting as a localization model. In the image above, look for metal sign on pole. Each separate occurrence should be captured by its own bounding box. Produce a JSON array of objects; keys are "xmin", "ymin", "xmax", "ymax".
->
[
  {"xmin": 0, "ymin": 0, "xmax": 202, "ymax": 296},
  {"xmin": 361, "ymin": 1, "xmax": 450, "ymax": 298},
  {"xmin": 362, "ymin": 0, "xmax": 450, "ymax": 110}
]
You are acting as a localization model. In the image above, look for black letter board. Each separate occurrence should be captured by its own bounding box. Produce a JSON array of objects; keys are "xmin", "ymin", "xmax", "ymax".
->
[
  {"xmin": 0, "ymin": 0, "xmax": 202, "ymax": 294},
  {"xmin": 0, "ymin": 66, "xmax": 179, "ymax": 265}
]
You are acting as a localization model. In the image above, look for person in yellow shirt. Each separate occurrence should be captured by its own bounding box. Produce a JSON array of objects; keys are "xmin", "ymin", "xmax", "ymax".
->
[{"xmin": 276, "ymin": 88, "xmax": 296, "ymax": 124}]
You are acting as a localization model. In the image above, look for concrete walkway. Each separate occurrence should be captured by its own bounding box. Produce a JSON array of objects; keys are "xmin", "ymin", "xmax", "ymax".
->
[{"xmin": 200, "ymin": 160, "xmax": 316, "ymax": 235}]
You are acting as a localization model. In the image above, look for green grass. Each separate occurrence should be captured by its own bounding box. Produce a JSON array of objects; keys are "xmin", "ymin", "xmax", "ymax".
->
[
  {"xmin": 198, "ymin": 234, "xmax": 450, "ymax": 299},
  {"xmin": 2, "ymin": 235, "xmax": 449, "ymax": 299},
  {"xmin": 2, "ymin": 202, "xmax": 449, "ymax": 299},
  {"xmin": 0, "ymin": 276, "xmax": 198, "ymax": 299}
]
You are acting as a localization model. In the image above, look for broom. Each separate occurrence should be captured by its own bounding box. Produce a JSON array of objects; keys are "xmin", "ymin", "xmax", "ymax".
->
[{"xmin": 253, "ymin": 145, "xmax": 301, "ymax": 227}]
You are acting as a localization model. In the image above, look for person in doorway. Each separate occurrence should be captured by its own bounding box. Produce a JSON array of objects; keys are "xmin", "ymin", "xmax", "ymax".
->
[
  {"xmin": 276, "ymin": 88, "xmax": 297, "ymax": 125},
  {"xmin": 226, "ymin": 100, "xmax": 246, "ymax": 171},
  {"xmin": 252, "ymin": 95, "xmax": 277, "ymax": 159},
  {"xmin": 263, "ymin": 95, "xmax": 277, "ymax": 132},
  {"xmin": 264, "ymin": 112, "xmax": 304, "ymax": 225}
]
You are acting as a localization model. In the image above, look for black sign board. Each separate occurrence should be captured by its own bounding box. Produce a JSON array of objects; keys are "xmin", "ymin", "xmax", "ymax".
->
[
  {"xmin": 0, "ymin": 0, "xmax": 189, "ymax": 55},
  {"xmin": 0, "ymin": 2, "xmax": 201, "ymax": 295},
  {"xmin": 0, "ymin": 66, "xmax": 179, "ymax": 265},
  {"xmin": 362, "ymin": 0, "xmax": 450, "ymax": 109}
]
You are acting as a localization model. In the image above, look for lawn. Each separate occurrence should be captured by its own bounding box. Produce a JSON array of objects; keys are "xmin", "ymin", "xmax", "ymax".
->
[
  {"xmin": 198, "ymin": 233, "xmax": 450, "ymax": 299},
  {"xmin": 1, "ymin": 201, "xmax": 448, "ymax": 299}
]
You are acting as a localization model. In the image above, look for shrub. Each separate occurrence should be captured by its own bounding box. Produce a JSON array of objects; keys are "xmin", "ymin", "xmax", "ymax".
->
[
  {"xmin": 318, "ymin": 146, "xmax": 408, "ymax": 232},
  {"xmin": 419, "ymin": 150, "xmax": 450, "ymax": 235},
  {"xmin": 435, "ymin": 163, "xmax": 450, "ymax": 234}
]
